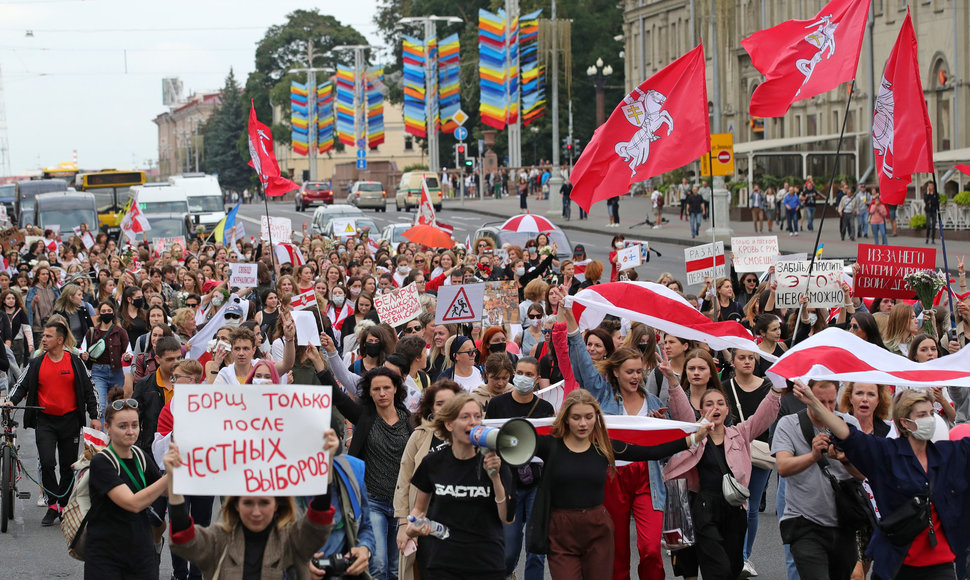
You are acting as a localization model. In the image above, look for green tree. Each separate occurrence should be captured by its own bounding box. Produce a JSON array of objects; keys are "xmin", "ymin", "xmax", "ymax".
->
[
  {"xmin": 245, "ymin": 9, "xmax": 369, "ymax": 145},
  {"xmin": 202, "ymin": 69, "xmax": 250, "ymax": 192}
]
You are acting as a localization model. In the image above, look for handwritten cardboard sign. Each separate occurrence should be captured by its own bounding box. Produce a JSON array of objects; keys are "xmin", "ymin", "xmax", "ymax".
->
[
  {"xmin": 854, "ymin": 243, "xmax": 935, "ymax": 299},
  {"xmin": 483, "ymin": 280, "xmax": 520, "ymax": 325},
  {"xmin": 731, "ymin": 236, "xmax": 778, "ymax": 273},
  {"xmin": 229, "ymin": 263, "xmax": 258, "ymax": 288},
  {"xmin": 171, "ymin": 383, "xmax": 332, "ymax": 496},
  {"xmin": 436, "ymin": 283, "xmax": 486, "ymax": 324},
  {"xmin": 373, "ymin": 282, "xmax": 421, "ymax": 327},
  {"xmin": 684, "ymin": 241, "xmax": 726, "ymax": 286},
  {"xmin": 775, "ymin": 259, "xmax": 845, "ymax": 308},
  {"xmin": 260, "ymin": 216, "xmax": 292, "ymax": 242},
  {"xmin": 153, "ymin": 236, "xmax": 187, "ymax": 255},
  {"xmin": 0, "ymin": 227, "xmax": 23, "ymax": 252},
  {"xmin": 616, "ymin": 245, "xmax": 642, "ymax": 271}
]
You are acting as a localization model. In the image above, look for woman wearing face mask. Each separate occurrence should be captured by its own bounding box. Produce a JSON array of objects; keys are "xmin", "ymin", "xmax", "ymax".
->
[
  {"xmin": 793, "ymin": 384, "xmax": 970, "ymax": 580},
  {"xmin": 166, "ymin": 431, "xmax": 339, "ymax": 579},
  {"xmin": 662, "ymin": 369, "xmax": 785, "ymax": 580},
  {"xmin": 394, "ymin": 380, "xmax": 462, "ymax": 580},
  {"xmin": 608, "ymin": 234, "xmax": 626, "ymax": 282},
  {"xmin": 326, "ymin": 285, "xmax": 353, "ymax": 348},
  {"xmin": 331, "ymin": 366, "xmax": 414, "ymax": 580},
  {"xmin": 906, "ymin": 333, "xmax": 958, "ymax": 427},
  {"xmin": 85, "ymin": 302, "xmax": 130, "ymax": 421},
  {"xmin": 478, "ymin": 326, "xmax": 517, "ymax": 367},
  {"xmin": 341, "ymin": 292, "xmax": 376, "ymax": 353},
  {"xmin": 119, "ymin": 286, "xmax": 149, "ymax": 350},
  {"xmin": 244, "ymin": 359, "xmax": 280, "ymax": 384},
  {"xmin": 348, "ymin": 324, "xmax": 392, "ymax": 376}
]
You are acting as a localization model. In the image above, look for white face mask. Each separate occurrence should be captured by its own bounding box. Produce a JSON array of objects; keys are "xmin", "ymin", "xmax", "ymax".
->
[
  {"xmin": 332, "ymin": 295, "xmax": 345, "ymax": 307},
  {"xmin": 350, "ymin": 287, "xmax": 361, "ymax": 297},
  {"xmin": 251, "ymin": 377, "xmax": 273, "ymax": 385},
  {"xmin": 512, "ymin": 374, "xmax": 535, "ymax": 394},
  {"xmin": 615, "ymin": 242, "xmax": 624, "ymax": 249},
  {"xmin": 514, "ymin": 267, "xmax": 525, "ymax": 277},
  {"xmin": 398, "ymin": 265, "xmax": 410, "ymax": 274},
  {"xmin": 905, "ymin": 416, "xmax": 936, "ymax": 441}
]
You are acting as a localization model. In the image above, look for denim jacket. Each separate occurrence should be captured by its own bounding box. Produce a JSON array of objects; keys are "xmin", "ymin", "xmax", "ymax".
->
[{"xmin": 566, "ymin": 330, "xmax": 667, "ymax": 509}]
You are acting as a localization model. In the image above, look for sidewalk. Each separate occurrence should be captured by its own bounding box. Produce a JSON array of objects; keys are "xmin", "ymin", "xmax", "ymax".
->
[{"xmin": 443, "ymin": 194, "xmax": 970, "ymax": 263}]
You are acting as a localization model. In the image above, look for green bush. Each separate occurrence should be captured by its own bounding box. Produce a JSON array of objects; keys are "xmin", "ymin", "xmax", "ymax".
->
[
  {"xmin": 939, "ymin": 192, "xmax": 948, "ymax": 206},
  {"xmin": 402, "ymin": 163, "xmax": 429, "ymax": 172},
  {"xmin": 953, "ymin": 191, "xmax": 970, "ymax": 206},
  {"xmin": 909, "ymin": 214, "xmax": 927, "ymax": 230}
]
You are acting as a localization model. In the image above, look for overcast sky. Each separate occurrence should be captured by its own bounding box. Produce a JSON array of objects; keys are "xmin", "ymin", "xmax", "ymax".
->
[{"xmin": 0, "ymin": 0, "xmax": 380, "ymax": 175}]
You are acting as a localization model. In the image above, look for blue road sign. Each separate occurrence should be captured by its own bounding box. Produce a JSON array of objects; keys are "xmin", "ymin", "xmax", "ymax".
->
[
  {"xmin": 453, "ymin": 127, "xmax": 468, "ymax": 141},
  {"xmin": 356, "ymin": 148, "xmax": 366, "ymax": 159},
  {"xmin": 356, "ymin": 159, "xmax": 367, "ymax": 170},
  {"xmin": 357, "ymin": 138, "xmax": 366, "ymax": 148}
]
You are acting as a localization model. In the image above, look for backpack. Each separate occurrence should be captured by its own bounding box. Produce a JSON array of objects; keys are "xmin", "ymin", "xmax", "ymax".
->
[
  {"xmin": 656, "ymin": 192, "xmax": 665, "ymax": 208},
  {"xmin": 61, "ymin": 446, "xmax": 147, "ymax": 561}
]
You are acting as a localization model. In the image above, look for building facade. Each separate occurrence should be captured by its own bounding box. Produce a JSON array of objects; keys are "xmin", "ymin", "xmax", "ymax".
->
[
  {"xmin": 622, "ymin": 0, "xmax": 968, "ymax": 193},
  {"xmin": 153, "ymin": 92, "xmax": 221, "ymax": 180}
]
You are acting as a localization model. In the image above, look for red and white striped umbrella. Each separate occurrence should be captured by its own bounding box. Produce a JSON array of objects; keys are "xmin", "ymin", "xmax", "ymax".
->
[{"xmin": 500, "ymin": 213, "xmax": 556, "ymax": 233}]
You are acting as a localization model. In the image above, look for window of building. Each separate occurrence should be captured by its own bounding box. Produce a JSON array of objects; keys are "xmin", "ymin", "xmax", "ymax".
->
[
  {"xmin": 794, "ymin": 114, "xmax": 802, "ymax": 137},
  {"xmin": 807, "ymin": 113, "xmax": 817, "ymax": 136},
  {"xmin": 404, "ymin": 136, "xmax": 413, "ymax": 151}
]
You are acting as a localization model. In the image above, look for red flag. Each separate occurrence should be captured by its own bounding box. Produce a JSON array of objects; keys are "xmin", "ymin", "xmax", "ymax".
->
[
  {"xmin": 415, "ymin": 178, "xmax": 436, "ymax": 226},
  {"xmin": 570, "ymin": 45, "xmax": 709, "ymax": 213},
  {"xmin": 247, "ymin": 101, "xmax": 299, "ymax": 197},
  {"xmin": 742, "ymin": 0, "xmax": 870, "ymax": 117},
  {"xmin": 956, "ymin": 164, "xmax": 970, "ymax": 177},
  {"xmin": 120, "ymin": 202, "xmax": 151, "ymax": 242},
  {"xmin": 872, "ymin": 10, "xmax": 933, "ymax": 205}
]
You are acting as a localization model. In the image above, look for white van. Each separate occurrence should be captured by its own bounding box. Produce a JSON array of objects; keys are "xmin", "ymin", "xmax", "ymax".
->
[
  {"xmin": 131, "ymin": 183, "xmax": 189, "ymax": 216},
  {"xmin": 169, "ymin": 173, "xmax": 226, "ymax": 234}
]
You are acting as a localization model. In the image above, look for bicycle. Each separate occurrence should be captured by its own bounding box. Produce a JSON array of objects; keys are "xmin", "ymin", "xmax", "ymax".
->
[{"xmin": 0, "ymin": 404, "xmax": 44, "ymax": 533}]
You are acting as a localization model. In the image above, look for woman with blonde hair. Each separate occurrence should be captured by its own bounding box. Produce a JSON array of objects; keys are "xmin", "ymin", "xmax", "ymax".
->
[
  {"xmin": 883, "ymin": 302, "xmax": 920, "ymax": 356},
  {"xmin": 427, "ymin": 323, "xmax": 456, "ymax": 381},
  {"xmin": 52, "ymin": 283, "xmax": 93, "ymax": 345}
]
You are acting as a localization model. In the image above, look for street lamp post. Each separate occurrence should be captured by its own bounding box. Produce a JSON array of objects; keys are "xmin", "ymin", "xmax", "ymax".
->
[{"xmin": 586, "ymin": 58, "xmax": 613, "ymax": 128}]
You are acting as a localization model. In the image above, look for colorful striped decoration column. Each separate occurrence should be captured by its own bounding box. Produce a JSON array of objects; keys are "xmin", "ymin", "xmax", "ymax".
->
[
  {"xmin": 402, "ymin": 35, "xmax": 427, "ymax": 138},
  {"xmin": 438, "ymin": 33, "xmax": 461, "ymax": 132},
  {"xmin": 317, "ymin": 81, "xmax": 334, "ymax": 154},
  {"xmin": 334, "ymin": 65, "xmax": 356, "ymax": 146},
  {"xmin": 506, "ymin": 13, "xmax": 519, "ymax": 127},
  {"xmin": 366, "ymin": 67, "xmax": 385, "ymax": 148},
  {"xmin": 290, "ymin": 81, "xmax": 310, "ymax": 156},
  {"xmin": 519, "ymin": 9, "xmax": 545, "ymax": 126},
  {"xmin": 478, "ymin": 9, "xmax": 508, "ymax": 129}
]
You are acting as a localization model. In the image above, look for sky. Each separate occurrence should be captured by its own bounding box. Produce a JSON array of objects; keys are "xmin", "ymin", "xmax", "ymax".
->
[{"xmin": 0, "ymin": 0, "xmax": 381, "ymax": 175}]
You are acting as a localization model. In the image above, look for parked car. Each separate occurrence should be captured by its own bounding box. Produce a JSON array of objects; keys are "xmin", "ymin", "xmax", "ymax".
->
[
  {"xmin": 472, "ymin": 222, "xmax": 572, "ymax": 261},
  {"xmin": 349, "ymin": 181, "xmax": 387, "ymax": 211},
  {"xmin": 395, "ymin": 171, "xmax": 442, "ymax": 212},
  {"xmin": 311, "ymin": 204, "xmax": 364, "ymax": 237},
  {"xmin": 296, "ymin": 181, "xmax": 334, "ymax": 212}
]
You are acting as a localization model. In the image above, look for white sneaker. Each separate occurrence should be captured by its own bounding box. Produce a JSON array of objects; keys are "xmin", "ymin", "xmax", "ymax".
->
[
  {"xmin": 740, "ymin": 560, "xmax": 758, "ymax": 578},
  {"xmin": 652, "ymin": 225, "xmax": 661, "ymax": 229}
]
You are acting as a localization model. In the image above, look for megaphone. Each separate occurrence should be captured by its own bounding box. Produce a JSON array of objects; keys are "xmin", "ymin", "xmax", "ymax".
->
[{"xmin": 469, "ymin": 418, "xmax": 538, "ymax": 467}]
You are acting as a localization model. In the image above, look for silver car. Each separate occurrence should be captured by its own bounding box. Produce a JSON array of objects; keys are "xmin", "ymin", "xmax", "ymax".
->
[{"xmin": 349, "ymin": 181, "xmax": 387, "ymax": 211}]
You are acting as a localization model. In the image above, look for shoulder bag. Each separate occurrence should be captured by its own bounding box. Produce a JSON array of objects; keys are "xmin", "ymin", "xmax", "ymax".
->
[
  {"xmin": 86, "ymin": 324, "xmax": 112, "ymax": 360},
  {"xmin": 878, "ymin": 470, "xmax": 935, "ymax": 547},
  {"xmin": 796, "ymin": 411, "xmax": 875, "ymax": 530},
  {"xmin": 708, "ymin": 435, "xmax": 750, "ymax": 507},
  {"xmin": 728, "ymin": 378, "xmax": 775, "ymax": 470}
]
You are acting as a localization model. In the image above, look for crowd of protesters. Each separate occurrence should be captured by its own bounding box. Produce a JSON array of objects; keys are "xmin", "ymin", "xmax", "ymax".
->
[{"xmin": 2, "ymin": 215, "xmax": 970, "ymax": 580}]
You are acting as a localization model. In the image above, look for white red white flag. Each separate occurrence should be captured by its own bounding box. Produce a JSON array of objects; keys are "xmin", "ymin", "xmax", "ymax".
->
[
  {"xmin": 291, "ymin": 288, "xmax": 317, "ymax": 311},
  {"xmin": 120, "ymin": 202, "xmax": 151, "ymax": 242},
  {"xmin": 483, "ymin": 415, "xmax": 699, "ymax": 447},
  {"xmin": 571, "ymin": 282, "xmax": 775, "ymax": 361},
  {"xmin": 767, "ymin": 326, "xmax": 970, "ymax": 389},
  {"xmin": 274, "ymin": 242, "xmax": 305, "ymax": 266}
]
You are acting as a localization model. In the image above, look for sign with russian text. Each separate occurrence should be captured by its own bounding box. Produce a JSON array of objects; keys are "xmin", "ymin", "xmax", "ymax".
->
[
  {"xmin": 854, "ymin": 244, "xmax": 935, "ymax": 299},
  {"xmin": 436, "ymin": 283, "xmax": 486, "ymax": 323},
  {"xmin": 260, "ymin": 216, "xmax": 292, "ymax": 242},
  {"xmin": 171, "ymin": 383, "xmax": 332, "ymax": 496},
  {"xmin": 229, "ymin": 263, "xmax": 258, "ymax": 288},
  {"xmin": 731, "ymin": 236, "xmax": 778, "ymax": 273},
  {"xmin": 775, "ymin": 259, "xmax": 845, "ymax": 308},
  {"xmin": 373, "ymin": 282, "xmax": 421, "ymax": 327},
  {"xmin": 0, "ymin": 226, "xmax": 23, "ymax": 252},
  {"xmin": 617, "ymin": 245, "xmax": 642, "ymax": 271},
  {"xmin": 684, "ymin": 241, "xmax": 726, "ymax": 286}
]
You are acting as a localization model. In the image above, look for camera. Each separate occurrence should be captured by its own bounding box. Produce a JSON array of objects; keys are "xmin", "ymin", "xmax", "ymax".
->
[{"xmin": 310, "ymin": 553, "xmax": 356, "ymax": 578}]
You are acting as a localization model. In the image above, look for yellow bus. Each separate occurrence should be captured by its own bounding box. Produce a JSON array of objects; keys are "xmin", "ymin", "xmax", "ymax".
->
[{"xmin": 75, "ymin": 170, "xmax": 146, "ymax": 237}]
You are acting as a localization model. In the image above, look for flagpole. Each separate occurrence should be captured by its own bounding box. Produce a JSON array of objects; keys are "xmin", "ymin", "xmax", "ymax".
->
[
  {"xmin": 931, "ymin": 171, "xmax": 958, "ymax": 336},
  {"xmin": 793, "ymin": 79, "xmax": 856, "ymax": 341},
  {"xmin": 262, "ymin": 186, "xmax": 279, "ymax": 285}
]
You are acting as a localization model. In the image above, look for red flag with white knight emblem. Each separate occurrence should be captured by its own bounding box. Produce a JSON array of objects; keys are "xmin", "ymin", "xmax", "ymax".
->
[
  {"xmin": 871, "ymin": 10, "xmax": 933, "ymax": 206},
  {"xmin": 247, "ymin": 101, "xmax": 299, "ymax": 197},
  {"xmin": 743, "ymin": 0, "xmax": 870, "ymax": 117},
  {"xmin": 570, "ymin": 45, "xmax": 709, "ymax": 213},
  {"xmin": 416, "ymin": 178, "xmax": 436, "ymax": 226}
]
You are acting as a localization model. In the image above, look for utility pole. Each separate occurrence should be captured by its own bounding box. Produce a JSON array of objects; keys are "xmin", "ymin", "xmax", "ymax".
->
[
  {"xmin": 547, "ymin": 0, "xmax": 563, "ymax": 213},
  {"xmin": 399, "ymin": 16, "xmax": 461, "ymax": 173},
  {"xmin": 504, "ymin": 0, "xmax": 522, "ymax": 169}
]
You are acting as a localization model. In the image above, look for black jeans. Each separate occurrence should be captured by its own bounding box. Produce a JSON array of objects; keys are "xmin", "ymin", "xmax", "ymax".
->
[
  {"xmin": 781, "ymin": 516, "xmax": 857, "ymax": 580},
  {"xmin": 875, "ymin": 563, "xmax": 956, "ymax": 580},
  {"xmin": 678, "ymin": 490, "xmax": 747, "ymax": 580},
  {"xmin": 36, "ymin": 412, "xmax": 81, "ymax": 508}
]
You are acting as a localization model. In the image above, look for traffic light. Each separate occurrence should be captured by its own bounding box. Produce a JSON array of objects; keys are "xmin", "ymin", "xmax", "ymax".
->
[
  {"xmin": 457, "ymin": 144, "xmax": 466, "ymax": 155},
  {"xmin": 464, "ymin": 157, "xmax": 474, "ymax": 173}
]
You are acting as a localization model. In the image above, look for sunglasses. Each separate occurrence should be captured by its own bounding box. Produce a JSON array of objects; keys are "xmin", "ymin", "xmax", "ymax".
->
[
  {"xmin": 849, "ymin": 323, "xmax": 861, "ymax": 331},
  {"xmin": 457, "ymin": 349, "xmax": 476, "ymax": 356},
  {"xmin": 224, "ymin": 314, "xmax": 241, "ymax": 320},
  {"xmin": 186, "ymin": 302, "xmax": 199, "ymax": 308},
  {"xmin": 109, "ymin": 398, "xmax": 139, "ymax": 411},
  {"xmin": 415, "ymin": 259, "xmax": 425, "ymax": 264},
  {"xmin": 404, "ymin": 325, "xmax": 422, "ymax": 334},
  {"xmin": 528, "ymin": 314, "xmax": 543, "ymax": 320}
]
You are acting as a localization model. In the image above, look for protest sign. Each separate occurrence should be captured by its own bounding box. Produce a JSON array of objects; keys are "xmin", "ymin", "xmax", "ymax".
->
[
  {"xmin": 81, "ymin": 232, "xmax": 95, "ymax": 249},
  {"xmin": 436, "ymin": 283, "xmax": 486, "ymax": 324},
  {"xmin": 617, "ymin": 245, "xmax": 642, "ymax": 270},
  {"xmin": 229, "ymin": 263, "xmax": 258, "ymax": 288},
  {"xmin": 374, "ymin": 283, "xmax": 421, "ymax": 327},
  {"xmin": 494, "ymin": 248, "xmax": 509, "ymax": 267},
  {"xmin": 684, "ymin": 241, "xmax": 726, "ymax": 286},
  {"xmin": 483, "ymin": 281, "xmax": 521, "ymax": 325},
  {"xmin": 290, "ymin": 311, "xmax": 321, "ymax": 346},
  {"xmin": 330, "ymin": 218, "xmax": 357, "ymax": 237},
  {"xmin": 854, "ymin": 244, "xmax": 935, "ymax": 299},
  {"xmin": 731, "ymin": 236, "xmax": 778, "ymax": 273},
  {"xmin": 260, "ymin": 216, "xmax": 292, "ymax": 242},
  {"xmin": 775, "ymin": 259, "xmax": 845, "ymax": 308},
  {"xmin": 153, "ymin": 237, "xmax": 187, "ymax": 256},
  {"xmin": 171, "ymin": 383, "xmax": 333, "ymax": 496},
  {"xmin": 0, "ymin": 227, "xmax": 23, "ymax": 252}
]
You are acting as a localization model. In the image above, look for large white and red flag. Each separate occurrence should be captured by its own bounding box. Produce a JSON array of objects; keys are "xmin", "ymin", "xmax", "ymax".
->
[
  {"xmin": 274, "ymin": 242, "xmax": 305, "ymax": 266},
  {"xmin": 872, "ymin": 10, "xmax": 934, "ymax": 205},
  {"xmin": 248, "ymin": 101, "xmax": 299, "ymax": 197},
  {"xmin": 767, "ymin": 327, "xmax": 970, "ymax": 390},
  {"xmin": 415, "ymin": 178, "xmax": 454, "ymax": 235},
  {"xmin": 570, "ymin": 45, "xmax": 709, "ymax": 212},
  {"xmin": 742, "ymin": 0, "xmax": 870, "ymax": 117},
  {"xmin": 483, "ymin": 415, "xmax": 699, "ymax": 448},
  {"xmin": 120, "ymin": 202, "xmax": 151, "ymax": 243},
  {"xmin": 571, "ymin": 282, "xmax": 776, "ymax": 361}
]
